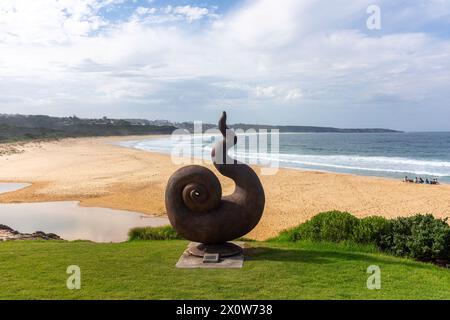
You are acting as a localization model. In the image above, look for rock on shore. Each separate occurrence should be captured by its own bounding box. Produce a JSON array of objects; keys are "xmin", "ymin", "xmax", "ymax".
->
[{"xmin": 0, "ymin": 224, "xmax": 62, "ymax": 241}]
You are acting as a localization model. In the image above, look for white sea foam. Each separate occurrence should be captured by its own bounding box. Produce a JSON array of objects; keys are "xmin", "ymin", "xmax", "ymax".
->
[{"xmin": 240, "ymin": 153, "xmax": 450, "ymax": 177}]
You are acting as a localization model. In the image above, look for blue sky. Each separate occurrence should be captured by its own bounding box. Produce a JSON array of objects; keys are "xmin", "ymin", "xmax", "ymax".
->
[
  {"xmin": 98, "ymin": 0, "xmax": 240, "ymax": 21},
  {"xmin": 0, "ymin": 0, "xmax": 450, "ymax": 131}
]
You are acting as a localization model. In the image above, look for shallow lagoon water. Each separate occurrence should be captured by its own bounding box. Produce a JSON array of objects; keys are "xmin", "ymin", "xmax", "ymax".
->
[
  {"xmin": 0, "ymin": 183, "xmax": 169, "ymax": 242},
  {"xmin": 0, "ymin": 183, "xmax": 30, "ymax": 194}
]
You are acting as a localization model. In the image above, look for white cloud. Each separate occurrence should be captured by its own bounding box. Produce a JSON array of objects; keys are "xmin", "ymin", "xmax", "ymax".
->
[
  {"xmin": 135, "ymin": 6, "xmax": 157, "ymax": 16},
  {"xmin": 285, "ymin": 89, "xmax": 303, "ymax": 101},
  {"xmin": 255, "ymin": 86, "xmax": 277, "ymax": 98},
  {"xmin": 171, "ymin": 5, "xmax": 210, "ymax": 22},
  {"xmin": 0, "ymin": 0, "xmax": 125, "ymax": 44},
  {"xmin": 130, "ymin": 4, "xmax": 216, "ymax": 25}
]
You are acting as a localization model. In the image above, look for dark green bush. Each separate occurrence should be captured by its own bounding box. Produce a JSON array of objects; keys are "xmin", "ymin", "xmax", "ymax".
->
[
  {"xmin": 352, "ymin": 216, "xmax": 389, "ymax": 244},
  {"xmin": 273, "ymin": 227, "xmax": 301, "ymax": 242},
  {"xmin": 379, "ymin": 214, "xmax": 450, "ymax": 261},
  {"xmin": 128, "ymin": 226, "xmax": 183, "ymax": 241},
  {"xmin": 272, "ymin": 211, "xmax": 450, "ymax": 264},
  {"xmin": 273, "ymin": 211, "xmax": 359, "ymax": 242}
]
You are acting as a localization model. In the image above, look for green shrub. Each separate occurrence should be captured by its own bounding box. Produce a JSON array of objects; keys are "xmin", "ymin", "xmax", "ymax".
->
[
  {"xmin": 378, "ymin": 216, "xmax": 412, "ymax": 256},
  {"xmin": 379, "ymin": 214, "xmax": 450, "ymax": 261},
  {"xmin": 128, "ymin": 226, "xmax": 183, "ymax": 241},
  {"xmin": 353, "ymin": 216, "xmax": 389, "ymax": 244},
  {"xmin": 272, "ymin": 211, "xmax": 450, "ymax": 264},
  {"xmin": 272, "ymin": 228, "xmax": 301, "ymax": 242},
  {"xmin": 272, "ymin": 211, "xmax": 359, "ymax": 242}
]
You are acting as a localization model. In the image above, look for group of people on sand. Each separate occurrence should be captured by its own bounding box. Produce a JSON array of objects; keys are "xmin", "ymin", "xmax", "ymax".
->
[{"xmin": 403, "ymin": 176, "xmax": 439, "ymax": 185}]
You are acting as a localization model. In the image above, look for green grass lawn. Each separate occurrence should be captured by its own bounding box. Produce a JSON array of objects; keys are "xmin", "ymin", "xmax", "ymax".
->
[{"xmin": 0, "ymin": 240, "xmax": 449, "ymax": 299}]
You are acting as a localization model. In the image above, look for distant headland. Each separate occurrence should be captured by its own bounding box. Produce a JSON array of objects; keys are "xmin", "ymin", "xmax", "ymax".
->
[{"xmin": 0, "ymin": 114, "xmax": 402, "ymax": 143}]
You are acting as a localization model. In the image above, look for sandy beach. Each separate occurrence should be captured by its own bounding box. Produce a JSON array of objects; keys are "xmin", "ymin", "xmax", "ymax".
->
[{"xmin": 1, "ymin": 136, "xmax": 450, "ymax": 240}]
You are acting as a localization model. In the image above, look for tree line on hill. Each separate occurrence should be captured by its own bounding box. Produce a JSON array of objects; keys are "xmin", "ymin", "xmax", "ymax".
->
[
  {"xmin": 0, "ymin": 113, "xmax": 401, "ymax": 143},
  {"xmin": 0, "ymin": 114, "xmax": 176, "ymax": 143}
]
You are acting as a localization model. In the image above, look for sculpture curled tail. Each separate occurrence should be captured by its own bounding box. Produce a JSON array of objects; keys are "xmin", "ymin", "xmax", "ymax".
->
[{"xmin": 165, "ymin": 111, "xmax": 265, "ymax": 244}]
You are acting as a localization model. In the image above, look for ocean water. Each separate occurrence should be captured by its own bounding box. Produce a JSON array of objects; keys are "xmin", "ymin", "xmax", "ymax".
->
[{"xmin": 120, "ymin": 132, "xmax": 450, "ymax": 183}]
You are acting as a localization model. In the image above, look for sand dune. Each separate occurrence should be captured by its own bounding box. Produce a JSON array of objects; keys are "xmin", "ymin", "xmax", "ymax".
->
[{"xmin": 1, "ymin": 136, "xmax": 450, "ymax": 240}]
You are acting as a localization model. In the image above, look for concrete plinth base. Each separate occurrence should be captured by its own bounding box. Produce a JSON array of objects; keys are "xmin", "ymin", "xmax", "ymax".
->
[
  {"xmin": 188, "ymin": 242, "xmax": 243, "ymax": 258},
  {"xmin": 176, "ymin": 242, "xmax": 244, "ymax": 269}
]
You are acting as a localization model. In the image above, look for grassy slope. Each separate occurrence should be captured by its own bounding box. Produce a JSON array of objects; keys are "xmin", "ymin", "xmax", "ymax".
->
[{"xmin": 0, "ymin": 240, "xmax": 449, "ymax": 300}]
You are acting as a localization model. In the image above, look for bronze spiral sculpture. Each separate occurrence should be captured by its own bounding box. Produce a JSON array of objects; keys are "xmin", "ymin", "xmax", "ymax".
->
[{"xmin": 165, "ymin": 111, "xmax": 265, "ymax": 257}]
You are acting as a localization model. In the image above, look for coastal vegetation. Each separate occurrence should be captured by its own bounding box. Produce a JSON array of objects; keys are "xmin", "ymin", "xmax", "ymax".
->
[
  {"xmin": 128, "ymin": 226, "xmax": 182, "ymax": 241},
  {"xmin": 0, "ymin": 113, "xmax": 401, "ymax": 143},
  {"xmin": 0, "ymin": 114, "xmax": 176, "ymax": 143},
  {"xmin": 271, "ymin": 211, "xmax": 450, "ymax": 265}
]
